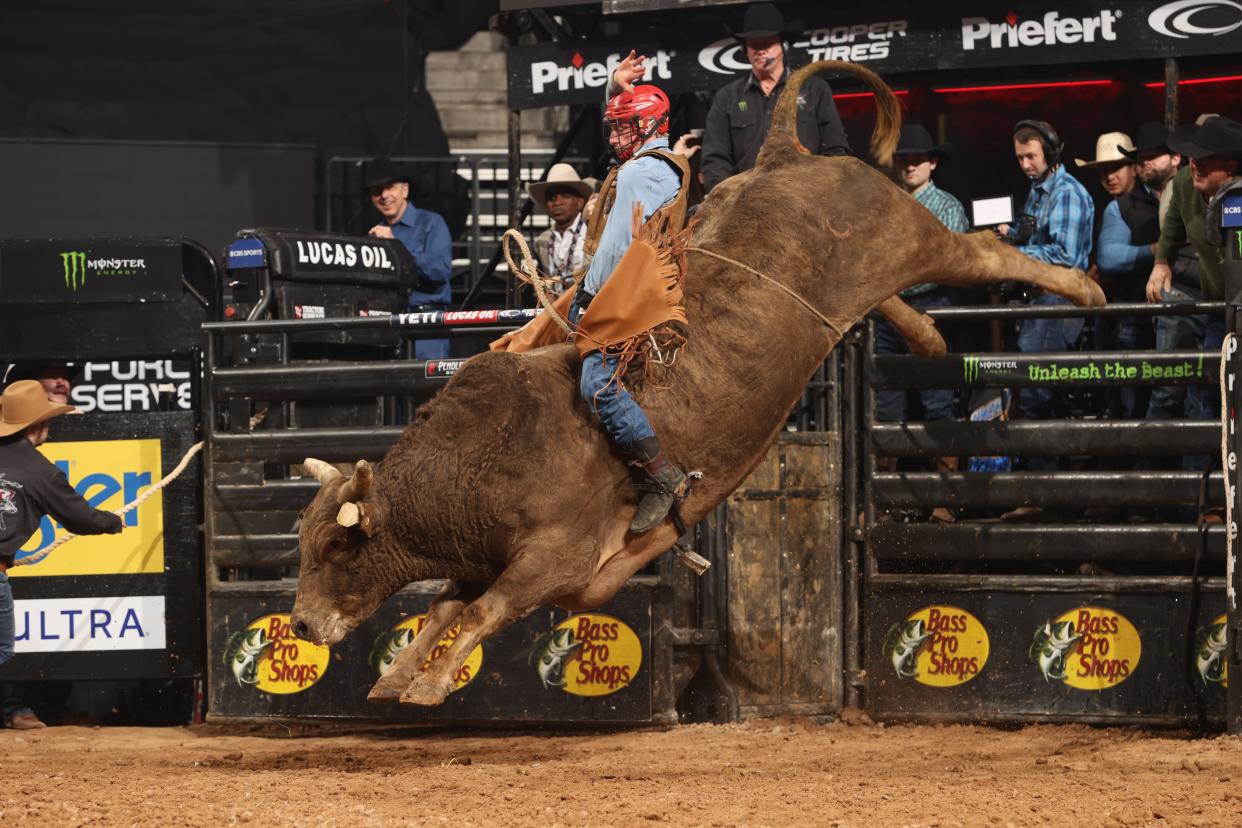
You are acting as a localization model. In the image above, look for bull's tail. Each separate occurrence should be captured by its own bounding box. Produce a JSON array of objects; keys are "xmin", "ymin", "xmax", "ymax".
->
[{"xmin": 762, "ymin": 60, "xmax": 901, "ymax": 168}]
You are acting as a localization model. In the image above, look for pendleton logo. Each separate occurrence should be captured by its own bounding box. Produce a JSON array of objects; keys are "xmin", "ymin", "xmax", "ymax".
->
[
  {"xmin": 963, "ymin": 356, "xmax": 1018, "ymax": 382},
  {"xmin": 61, "ymin": 251, "xmax": 86, "ymax": 290}
]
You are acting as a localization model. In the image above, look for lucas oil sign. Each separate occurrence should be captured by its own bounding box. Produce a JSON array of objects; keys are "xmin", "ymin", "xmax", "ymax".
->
[
  {"xmin": 883, "ymin": 605, "xmax": 990, "ymax": 687},
  {"xmin": 12, "ymin": 439, "xmax": 164, "ymax": 577},
  {"xmin": 1029, "ymin": 607, "xmax": 1142, "ymax": 689},
  {"xmin": 224, "ymin": 613, "xmax": 330, "ymax": 695},
  {"xmin": 370, "ymin": 613, "xmax": 483, "ymax": 691},
  {"xmin": 530, "ymin": 613, "xmax": 643, "ymax": 697}
]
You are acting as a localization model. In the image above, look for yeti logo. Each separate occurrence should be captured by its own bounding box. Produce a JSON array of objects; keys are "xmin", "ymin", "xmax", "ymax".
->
[
  {"xmin": 61, "ymin": 251, "xmax": 87, "ymax": 290},
  {"xmin": 0, "ymin": 473, "xmax": 24, "ymax": 531}
]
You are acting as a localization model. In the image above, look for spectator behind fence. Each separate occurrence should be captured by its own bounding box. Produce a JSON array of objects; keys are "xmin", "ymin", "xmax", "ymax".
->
[
  {"xmin": 528, "ymin": 163, "xmax": 592, "ymax": 294},
  {"xmin": 997, "ymin": 120, "xmax": 1093, "ymax": 518},
  {"xmin": 364, "ymin": 157, "xmax": 453, "ymax": 359},
  {"xmin": 700, "ymin": 2, "xmax": 849, "ymax": 194},
  {"xmin": 0, "ymin": 381, "xmax": 123, "ymax": 727},
  {"xmin": 1147, "ymin": 116, "xmax": 1242, "ymax": 428},
  {"xmin": 877, "ymin": 125, "xmax": 970, "ymax": 523},
  {"xmin": 1079, "ymin": 131, "xmax": 1157, "ymax": 422}
]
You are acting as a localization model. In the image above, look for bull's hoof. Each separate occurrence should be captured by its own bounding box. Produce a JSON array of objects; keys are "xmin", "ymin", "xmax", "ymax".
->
[
  {"xmin": 367, "ymin": 674, "xmax": 408, "ymax": 703},
  {"xmin": 399, "ymin": 677, "xmax": 452, "ymax": 707}
]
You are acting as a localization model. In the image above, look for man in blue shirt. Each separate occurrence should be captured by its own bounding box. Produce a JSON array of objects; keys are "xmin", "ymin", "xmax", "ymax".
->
[
  {"xmin": 365, "ymin": 157, "xmax": 453, "ymax": 359},
  {"xmin": 572, "ymin": 53, "xmax": 689, "ymax": 535},
  {"xmin": 999, "ymin": 120, "xmax": 1094, "ymax": 485}
]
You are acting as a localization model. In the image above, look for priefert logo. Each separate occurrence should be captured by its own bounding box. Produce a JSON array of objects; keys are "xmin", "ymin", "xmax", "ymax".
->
[
  {"xmin": 962, "ymin": 9, "xmax": 1121, "ymax": 50},
  {"xmin": 530, "ymin": 50, "xmax": 673, "ymax": 95}
]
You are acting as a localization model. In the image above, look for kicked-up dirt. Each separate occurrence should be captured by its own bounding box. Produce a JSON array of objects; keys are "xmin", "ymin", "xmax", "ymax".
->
[{"xmin": 1, "ymin": 718, "xmax": 1240, "ymax": 826}]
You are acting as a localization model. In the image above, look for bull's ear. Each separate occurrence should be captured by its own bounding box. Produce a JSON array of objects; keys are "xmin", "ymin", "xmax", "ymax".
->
[
  {"xmin": 339, "ymin": 459, "xmax": 373, "ymax": 503},
  {"xmin": 304, "ymin": 457, "xmax": 344, "ymax": 485},
  {"xmin": 336, "ymin": 501, "xmax": 376, "ymax": 538}
]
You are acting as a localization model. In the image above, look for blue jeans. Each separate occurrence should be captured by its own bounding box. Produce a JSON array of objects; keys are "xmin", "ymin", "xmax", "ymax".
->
[
  {"xmin": 0, "ymin": 572, "xmax": 12, "ymax": 669},
  {"xmin": 1017, "ymin": 293, "xmax": 1085, "ymax": 471},
  {"xmin": 1147, "ymin": 286, "xmax": 1209, "ymax": 420},
  {"xmin": 1094, "ymin": 313, "xmax": 1155, "ymax": 421},
  {"xmin": 571, "ymin": 297, "xmax": 656, "ymax": 447},
  {"xmin": 414, "ymin": 338, "xmax": 449, "ymax": 360},
  {"xmin": 875, "ymin": 292, "xmax": 955, "ymax": 422}
]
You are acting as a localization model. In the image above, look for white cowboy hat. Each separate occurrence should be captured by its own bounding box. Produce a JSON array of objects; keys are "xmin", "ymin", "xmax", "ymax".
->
[
  {"xmin": 527, "ymin": 163, "xmax": 593, "ymax": 205},
  {"xmin": 1074, "ymin": 132, "xmax": 1137, "ymax": 168},
  {"xmin": 0, "ymin": 380, "xmax": 78, "ymax": 438}
]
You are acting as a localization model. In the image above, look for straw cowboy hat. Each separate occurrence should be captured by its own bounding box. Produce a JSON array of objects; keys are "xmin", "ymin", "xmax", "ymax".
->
[
  {"xmin": 0, "ymin": 380, "xmax": 77, "ymax": 438},
  {"xmin": 1074, "ymin": 132, "xmax": 1136, "ymax": 168},
  {"xmin": 527, "ymin": 163, "xmax": 593, "ymax": 205}
]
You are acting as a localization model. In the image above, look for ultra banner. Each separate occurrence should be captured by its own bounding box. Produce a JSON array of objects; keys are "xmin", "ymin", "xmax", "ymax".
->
[{"xmin": 507, "ymin": 0, "xmax": 1242, "ymax": 108}]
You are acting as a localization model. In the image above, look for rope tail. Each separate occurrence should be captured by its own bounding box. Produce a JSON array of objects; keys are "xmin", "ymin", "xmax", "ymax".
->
[{"xmin": 764, "ymin": 60, "xmax": 902, "ymax": 167}]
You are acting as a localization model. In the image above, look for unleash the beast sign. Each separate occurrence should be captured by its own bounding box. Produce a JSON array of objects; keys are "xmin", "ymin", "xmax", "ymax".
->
[{"xmin": 507, "ymin": 0, "xmax": 1242, "ymax": 108}]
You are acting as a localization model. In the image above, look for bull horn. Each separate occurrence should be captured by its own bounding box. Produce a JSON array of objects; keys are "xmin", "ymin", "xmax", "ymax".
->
[
  {"xmin": 304, "ymin": 457, "xmax": 343, "ymax": 485},
  {"xmin": 340, "ymin": 459, "xmax": 373, "ymax": 503},
  {"xmin": 336, "ymin": 501, "xmax": 375, "ymax": 537}
]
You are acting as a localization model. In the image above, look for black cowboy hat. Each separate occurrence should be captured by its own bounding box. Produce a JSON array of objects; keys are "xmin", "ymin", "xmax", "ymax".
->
[
  {"xmin": 1168, "ymin": 116, "xmax": 1242, "ymax": 161},
  {"xmin": 362, "ymin": 156, "xmax": 410, "ymax": 190},
  {"xmin": 4, "ymin": 362, "xmax": 82, "ymax": 385},
  {"xmin": 1118, "ymin": 121, "xmax": 1171, "ymax": 161},
  {"xmin": 733, "ymin": 3, "xmax": 798, "ymax": 39},
  {"xmin": 894, "ymin": 124, "xmax": 951, "ymax": 159}
]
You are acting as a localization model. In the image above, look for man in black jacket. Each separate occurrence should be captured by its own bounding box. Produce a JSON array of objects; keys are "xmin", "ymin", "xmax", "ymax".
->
[
  {"xmin": 0, "ymin": 380, "xmax": 122, "ymax": 727},
  {"xmin": 700, "ymin": 3, "xmax": 850, "ymax": 194}
]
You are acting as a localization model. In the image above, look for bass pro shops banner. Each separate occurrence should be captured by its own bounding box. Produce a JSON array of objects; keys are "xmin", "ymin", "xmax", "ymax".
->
[{"xmin": 507, "ymin": 1, "xmax": 1242, "ymax": 108}]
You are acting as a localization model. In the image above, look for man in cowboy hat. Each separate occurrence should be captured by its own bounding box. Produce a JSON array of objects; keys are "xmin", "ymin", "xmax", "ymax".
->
[
  {"xmin": 877, "ymin": 124, "xmax": 969, "ymax": 521},
  {"xmin": 700, "ymin": 2, "xmax": 849, "ymax": 194},
  {"xmin": 1145, "ymin": 115, "xmax": 1242, "ymax": 424},
  {"xmin": 365, "ymin": 156, "xmax": 453, "ymax": 359},
  {"xmin": 0, "ymin": 381, "xmax": 123, "ymax": 726},
  {"xmin": 529, "ymin": 163, "xmax": 593, "ymax": 293},
  {"xmin": 1082, "ymin": 132, "xmax": 1156, "ymax": 422}
]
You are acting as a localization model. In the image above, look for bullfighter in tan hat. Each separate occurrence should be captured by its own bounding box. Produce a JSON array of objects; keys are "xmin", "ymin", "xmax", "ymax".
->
[{"xmin": 0, "ymin": 380, "xmax": 123, "ymax": 725}]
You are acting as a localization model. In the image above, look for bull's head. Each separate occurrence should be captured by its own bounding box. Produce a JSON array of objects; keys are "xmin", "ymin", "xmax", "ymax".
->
[{"xmin": 289, "ymin": 457, "xmax": 399, "ymax": 646}]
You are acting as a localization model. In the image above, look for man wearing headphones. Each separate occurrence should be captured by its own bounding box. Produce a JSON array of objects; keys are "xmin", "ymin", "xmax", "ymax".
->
[
  {"xmin": 700, "ymin": 2, "xmax": 850, "ymax": 194},
  {"xmin": 999, "ymin": 120, "xmax": 1094, "ymax": 490}
]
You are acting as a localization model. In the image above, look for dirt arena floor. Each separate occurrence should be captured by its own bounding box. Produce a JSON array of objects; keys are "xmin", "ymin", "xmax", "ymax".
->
[{"xmin": 2, "ymin": 716, "xmax": 1240, "ymax": 827}]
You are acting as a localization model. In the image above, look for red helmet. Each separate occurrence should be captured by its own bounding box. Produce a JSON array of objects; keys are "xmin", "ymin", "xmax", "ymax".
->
[{"xmin": 604, "ymin": 84, "xmax": 670, "ymax": 161}]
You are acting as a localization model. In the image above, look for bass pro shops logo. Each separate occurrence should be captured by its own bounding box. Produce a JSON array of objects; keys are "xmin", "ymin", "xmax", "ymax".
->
[
  {"xmin": 59, "ymin": 250, "xmax": 148, "ymax": 291},
  {"xmin": 883, "ymin": 606, "xmax": 990, "ymax": 687},
  {"xmin": 1149, "ymin": 1, "xmax": 1242, "ymax": 38},
  {"xmin": 529, "ymin": 50, "xmax": 673, "ymax": 95},
  {"xmin": 962, "ymin": 10, "xmax": 1121, "ymax": 50}
]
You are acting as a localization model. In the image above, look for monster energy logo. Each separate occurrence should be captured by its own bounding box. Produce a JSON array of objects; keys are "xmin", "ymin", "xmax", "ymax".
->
[
  {"xmin": 61, "ymin": 251, "xmax": 87, "ymax": 290},
  {"xmin": 737, "ymin": 100, "xmax": 747, "ymax": 112},
  {"xmin": 963, "ymin": 356, "xmax": 980, "ymax": 383}
]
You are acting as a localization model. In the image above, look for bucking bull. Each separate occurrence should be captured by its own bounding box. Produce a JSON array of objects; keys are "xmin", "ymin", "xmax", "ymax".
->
[{"xmin": 290, "ymin": 60, "xmax": 1105, "ymax": 706}]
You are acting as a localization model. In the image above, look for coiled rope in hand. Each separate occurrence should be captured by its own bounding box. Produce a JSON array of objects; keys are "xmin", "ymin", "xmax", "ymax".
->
[
  {"xmin": 14, "ymin": 440, "xmax": 205, "ymax": 568},
  {"xmin": 501, "ymin": 228, "xmax": 574, "ymax": 335}
]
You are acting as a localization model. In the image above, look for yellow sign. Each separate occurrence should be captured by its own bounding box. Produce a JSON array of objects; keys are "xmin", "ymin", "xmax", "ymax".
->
[
  {"xmin": 1196, "ymin": 613, "xmax": 1228, "ymax": 688},
  {"xmin": 542, "ymin": 613, "xmax": 642, "ymax": 697},
  {"xmin": 370, "ymin": 614, "xmax": 483, "ymax": 691},
  {"xmin": 225, "ymin": 613, "xmax": 330, "ymax": 695},
  {"xmin": 12, "ymin": 439, "xmax": 164, "ymax": 577},
  {"xmin": 1031, "ymin": 607, "xmax": 1141, "ymax": 690},
  {"xmin": 885, "ymin": 606, "xmax": 990, "ymax": 687}
]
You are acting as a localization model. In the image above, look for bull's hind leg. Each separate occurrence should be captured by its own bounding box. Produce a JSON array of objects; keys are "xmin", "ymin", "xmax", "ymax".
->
[
  {"xmin": 933, "ymin": 232, "xmax": 1106, "ymax": 307},
  {"xmin": 368, "ymin": 580, "xmax": 484, "ymax": 703},
  {"xmin": 875, "ymin": 296, "xmax": 946, "ymax": 357}
]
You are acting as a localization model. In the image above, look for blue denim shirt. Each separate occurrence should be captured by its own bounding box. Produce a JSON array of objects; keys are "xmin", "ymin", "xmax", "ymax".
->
[
  {"xmin": 583, "ymin": 136, "xmax": 682, "ymax": 296},
  {"xmin": 390, "ymin": 202, "xmax": 453, "ymax": 307},
  {"xmin": 1012, "ymin": 164, "xmax": 1094, "ymax": 272}
]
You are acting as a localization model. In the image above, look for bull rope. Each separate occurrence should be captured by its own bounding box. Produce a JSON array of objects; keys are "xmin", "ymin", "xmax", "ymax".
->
[
  {"xmin": 501, "ymin": 229, "xmax": 575, "ymax": 335},
  {"xmin": 13, "ymin": 440, "xmax": 204, "ymax": 568},
  {"xmin": 684, "ymin": 246, "xmax": 846, "ymax": 339}
]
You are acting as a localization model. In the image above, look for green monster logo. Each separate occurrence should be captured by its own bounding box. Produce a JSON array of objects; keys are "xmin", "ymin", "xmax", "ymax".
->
[
  {"xmin": 963, "ymin": 356, "xmax": 980, "ymax": 383},
  {"xmin": 61, "ymin": 251, "xmax": 87, "ymax": 290}
]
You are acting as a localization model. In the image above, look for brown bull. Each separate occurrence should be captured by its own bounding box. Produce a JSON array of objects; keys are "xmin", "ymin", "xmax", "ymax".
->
[{"xmin": 290, "ymin": 60, "xmax": 1104, "ymax": 706}]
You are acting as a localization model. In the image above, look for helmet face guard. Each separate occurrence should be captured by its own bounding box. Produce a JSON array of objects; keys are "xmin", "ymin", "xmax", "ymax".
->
[{"xmin": 605, "ymin": 85, "xmax": 670, "ymax": 162}]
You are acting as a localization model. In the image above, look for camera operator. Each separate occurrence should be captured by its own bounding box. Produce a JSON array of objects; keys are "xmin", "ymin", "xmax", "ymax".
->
[{"xmin": 996, "ymin": 120, "xmax": 1094, "ymax": 509}]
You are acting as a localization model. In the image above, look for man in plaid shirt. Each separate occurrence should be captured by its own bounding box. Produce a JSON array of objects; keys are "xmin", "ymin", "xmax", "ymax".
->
[{"xmin": 1000, "ymin": 120, "xmax": 1094, "ymax": 482}]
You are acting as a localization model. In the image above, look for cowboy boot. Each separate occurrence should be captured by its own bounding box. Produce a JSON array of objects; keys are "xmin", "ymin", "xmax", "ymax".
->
[{"xmin": 620, "ymin": 436, "xmax": 689, "ymax": 534}]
